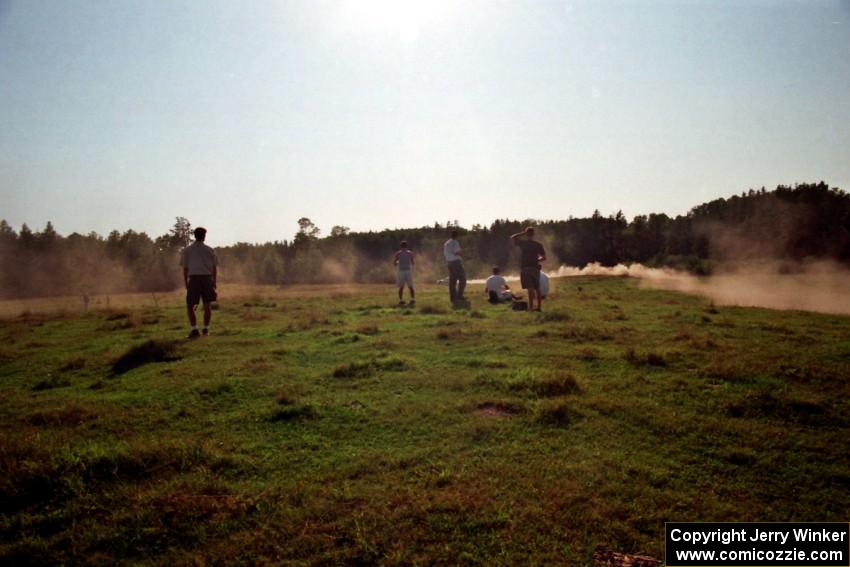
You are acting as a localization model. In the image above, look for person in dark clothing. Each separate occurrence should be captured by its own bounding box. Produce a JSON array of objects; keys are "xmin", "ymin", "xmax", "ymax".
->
[
  {"xmin": 180, "ymin": 227, "xmax": 218, "ymax": 338},
  {"xmin": 510, "ymin": 227, "xmax": 546, "ymax": 311}
]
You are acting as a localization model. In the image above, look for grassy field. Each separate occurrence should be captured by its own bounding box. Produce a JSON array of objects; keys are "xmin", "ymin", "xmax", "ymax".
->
[{"xmin": 2, "ymin": 278, "xmax": 849, "ymax": 565}]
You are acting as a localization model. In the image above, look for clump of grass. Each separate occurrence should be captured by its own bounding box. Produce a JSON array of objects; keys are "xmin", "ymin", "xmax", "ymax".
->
[
  {"xmin": 105, "ymin": 311, "xmax": 131, "ymax": 321},
  {"xmin": 270, "ymin": 404, "xmax": 317, "ymax": 422},
  {"xmin": 673, "ymin": 327, "xmax": 694, "ymax": 341},
  {"xmin": 558, "ymin": 325, "xmax": 613, "ymax": 342},
  {"xmin": 356, "ymin": 325, "xmax": 380, "ymax": 336},
  {"xmin": 533, "ymin": 372, "xmax": 581, "ymax": 397},
  {"xmin": 275, "ymin": 390, "xmax": 297, "ymax": 406},
  {"xmin": 374, "ymin": 356, "xmax": 411, "ymax": 371},
  {"xmin": 333, "ymin": 360, "xmax": 375, "ymax": 379},
  {"xmin": 241, "ymin": 310, "xmax": 271, "ymax": 322},
  {"xmin": 24, "ymin": 403, "xmax": 97, "ymax": 427},
  {"xmin": 0, "ymin": 437, "xmax": 231, "ymax": 514},
  {"xmin": 576, "ymin": 347, "xmax": 601, "ymax": 362},
  {"xmin": 243, "ymin": 300, "xmax": 277, "ymax": 308},
  {"xmin": 437, "ymin": 329, "xmax": 452, "ymax": 340},
  {"xmin": 419, "ymin": 305, "xmax": 447, "ymax": 315},
  {"xmin": 198, "ymin": 382, "xmax": 234, "ymax": 398},
  {"xmin": 624, "ymin": 348, "xmax": 667, "ymax": 367},
  {"xmin": 468, "ymin": 310, "xmax": 485, "ymax": 319},
  {"xmin": 32, "ymin": 374, "xmax": 71, "ymax": 391},
  {"xmin": 603, "ymin": 308, "xmax": 628, "ymax": 321},
  {"xmin": 241, "ymin": 356, "xmax": 273, "ymax": 375},
  {"xmin": 332, "ymin": 356, "xmax": 412, "ymax": 379},
  {"xmin": 474, "ymin": 401, "xmax": 525, "ymax": 417},
  {"xmin": 59, "ymin": 356, "xmax": 86, "ymax": 373},
  {"xmin": 0, "ymin": 436, "xmax": 66, "ymax": 512},
  {"xmin": 537, "ymin": 399, "xmax": 571, "ymax": 426},
  {"xmin": 702, "ymin": 359, "xmax": 754, "ymax": 383},
  {"xmin": 111, "ymin": 339, "xmax": 180, "ymax": 375},
  {"xmin": 722, "ymin": 448, "xmax": 757, "ymax": 466},
  {"xmin": 726, "ymin": 391, "xmax": 833, "ymax": 425},
  {"xmin": 464, "ymin": 359, "xmax": 508, "ymax": 369},
  {"xmin": 537, "ymin": 310, "xmax": 570, "ymax": 322},
  {"xmin": 436, "ymin": 328, "xmax": 461, "ymax": 341}
]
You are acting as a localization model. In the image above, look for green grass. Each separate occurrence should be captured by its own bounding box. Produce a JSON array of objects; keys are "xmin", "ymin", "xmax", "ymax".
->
[{"xmin": 1, "ymin": 278, "xmax": 849, "ymax": 564}]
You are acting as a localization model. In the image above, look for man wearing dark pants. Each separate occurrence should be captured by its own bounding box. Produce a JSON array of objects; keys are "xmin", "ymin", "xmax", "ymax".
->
[
  {"xmin": 443, "ymin": 229, "xmax": 467, "ymax": 303},
  {"xmin": 180, "ymin": 227, "xmax": 218, "ymax": 338},
  {"xmin": 511, "ymin": 227, "xmax": 546, "ymax": 311}
]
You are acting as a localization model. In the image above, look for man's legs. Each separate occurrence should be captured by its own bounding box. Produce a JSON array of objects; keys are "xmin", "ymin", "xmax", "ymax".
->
[
  {"xmin": 398, "ymin": 286, "xmax": 404, "ymax": 301},
  {"xmin": 457, "ymin": 266, "xmax": 467, "ymax": 300},
  {"xmin": 448, "ymin": 263, "xmax": 458, "ymax": 302},
  {"xmin": 533, "ymin": 288, "xmax": 542, "ymax": 311},
  {"xmin": 408, "ymin": 285, "xmax": 415, "ymax": 300},
  {"xmin": 203, "ymin": 302, "xmax": 212, "ymax": 327},
  {"xmin": 186, "ymin": 302, "xmax": 202, "ymax": 338}
]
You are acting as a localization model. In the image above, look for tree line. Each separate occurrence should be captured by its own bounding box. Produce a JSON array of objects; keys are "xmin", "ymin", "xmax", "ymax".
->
[{"xmin": 1, "ymin": 182, "xmax": 848, "ymax": 299}]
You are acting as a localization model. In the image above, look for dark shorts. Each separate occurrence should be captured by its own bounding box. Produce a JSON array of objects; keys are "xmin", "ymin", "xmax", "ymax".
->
[
  {"xmin": 520, "ymin": 267, "xmax": 541, "ymax": 290},
  {"xmin": 187, "ymin": 276, "xmax": 217, "ymax": 305}
]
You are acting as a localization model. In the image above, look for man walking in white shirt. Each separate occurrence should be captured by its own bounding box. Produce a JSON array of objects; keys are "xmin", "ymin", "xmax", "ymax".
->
[
  {"xmin": 180, "ymin": 227, "xmax": 218, "ymax": 338},
  {"xmin": 393, "ymin": 241, "xmax": 415, "ymax": 306},
  {"xmin": 443, "ymin": 230, "xmax": 467, "ymax": 304}
]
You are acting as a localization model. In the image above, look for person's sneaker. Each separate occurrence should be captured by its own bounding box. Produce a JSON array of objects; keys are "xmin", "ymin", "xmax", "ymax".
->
[
  {"xmin": 188, "ymin": 329, "xmax": 201, "ymax": 339},
  {"xmin": 202, "ymin": 328, "xmax": 209, "ymax": 336},
  {"xmin": 398, "ymin": 300, "xmax": 406, "ymax": 306},
  {"xmin": 408, "ymin": 300, "xmax": 416, "ymax": 306}
]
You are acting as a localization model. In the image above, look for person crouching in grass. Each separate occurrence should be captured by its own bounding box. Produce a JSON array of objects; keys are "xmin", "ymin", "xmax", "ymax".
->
[
  {"xmin": 510, "ymin": 227, "xmax": 546, "ymax": 311},
  {"xmin": 393, "ymin": 241, "xmax": 415, "ymax": 306},
  {"xmin": 485, "ymin": 266, "xmax": 517, "ymax": 303},
  {"xmin": 180, "ymin": 227, "xmax": 218, "ymax": 338}
]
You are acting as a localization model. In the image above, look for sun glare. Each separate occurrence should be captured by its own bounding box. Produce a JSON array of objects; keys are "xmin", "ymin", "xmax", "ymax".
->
[{"xmin": 338, "ymin": 0, "xmax": 453, "ymax": 42}]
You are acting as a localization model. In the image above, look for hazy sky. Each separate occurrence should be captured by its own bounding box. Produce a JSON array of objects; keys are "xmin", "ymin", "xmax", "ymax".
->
[{"xmin": 2, "ymin": 0, "xmax": 849, "ymax": 245}]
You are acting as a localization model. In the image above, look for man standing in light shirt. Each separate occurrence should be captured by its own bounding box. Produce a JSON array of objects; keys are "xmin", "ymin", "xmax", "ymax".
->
[
  {"xmin": 393, "ymin": 240, "xmax": 415, "ymax": 306},
  {"xmin": 443, "ymin": 229, "xmax": 467, "ymax": 304},
  {"xmin": 180, "ymin": 227, "xmax": 218, "ymax": 338}
]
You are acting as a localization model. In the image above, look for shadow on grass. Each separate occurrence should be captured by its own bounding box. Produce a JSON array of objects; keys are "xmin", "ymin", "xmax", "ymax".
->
[
  {"xmin": 111, "ymin": 339, "xmax": 181, "ymax": 375},
  {"xmin": 270, "ymin": 404, "xmax": 317, "ymax": 422}
]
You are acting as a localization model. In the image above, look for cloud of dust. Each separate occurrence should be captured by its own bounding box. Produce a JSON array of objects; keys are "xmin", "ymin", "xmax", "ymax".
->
[
  {"xmin": 549, "ymin": 261, "xmax": 850, "ymax": 316},
  {"xmin": 320, "ymin": 258, "xmax": 356, "ymax": 283}
]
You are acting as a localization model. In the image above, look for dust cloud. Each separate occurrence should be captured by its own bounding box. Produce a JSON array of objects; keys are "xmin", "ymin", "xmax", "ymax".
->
[{"xmin": 551, "ymin": 261, "xmax": 850, "ymax": 316}]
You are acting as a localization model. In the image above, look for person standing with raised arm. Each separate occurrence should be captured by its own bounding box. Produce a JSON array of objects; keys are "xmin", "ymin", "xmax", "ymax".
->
[
  {"xmin": 180, "ymin": 227, "xmax": 218, "ymax": 338},
  {"xmin": 443, "ymin": 229, "xmax": 467, "ymax": 304},
  {"xmin": 393, "ymin": 240, "xmax": 415, "ymax": 306},
  {"xmin": 511, "ymin": 227, "xmax": 546, "ymax": 311}
]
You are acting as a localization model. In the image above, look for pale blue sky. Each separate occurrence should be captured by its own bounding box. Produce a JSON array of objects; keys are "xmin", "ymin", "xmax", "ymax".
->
[{"xmin": 1, "ymin": 0, "xmax": 848, "ymax": 245}]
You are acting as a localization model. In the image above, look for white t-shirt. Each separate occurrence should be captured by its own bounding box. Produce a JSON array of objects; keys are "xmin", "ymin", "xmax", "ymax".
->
[
  {"xmin": 443, "ymin": 239, "xmax": 461, "ymax": 262},
  {"xmin": 180, "ymin": 241, "xmax": 219, "ymax": 276},
  {"xmin": 485, "ymin": 275, "xmax": 507, "ymax": 293},
  {"xmin": 539, "ymin": 271, "xmax": 550, "ymax": 297}
]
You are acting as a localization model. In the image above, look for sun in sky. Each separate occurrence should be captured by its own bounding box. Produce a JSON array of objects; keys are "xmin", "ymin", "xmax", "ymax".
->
[{"xmin": 337, "ymin": 0, "xmax": 454, "ymax": 42}]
